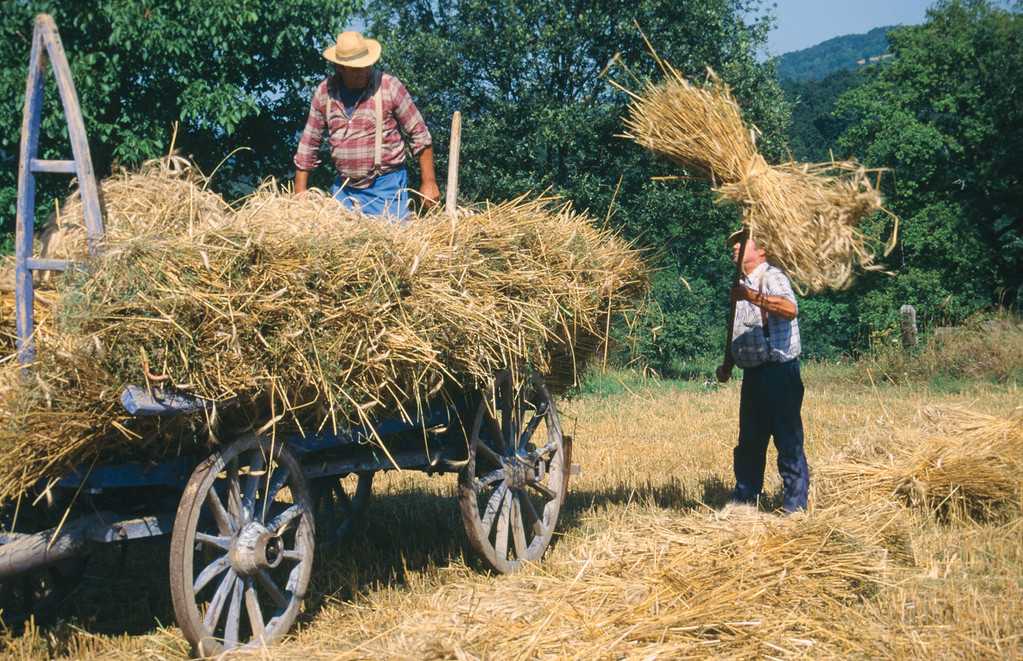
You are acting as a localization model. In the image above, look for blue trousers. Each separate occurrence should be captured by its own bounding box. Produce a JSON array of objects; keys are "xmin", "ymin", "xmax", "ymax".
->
[
  {"xmin": 732, "ymin": 359, "xmax": 809, "ymax": 512},
  {"xmin": 333, "ymin": 167, "xmax": 409, "ymax": 222}
]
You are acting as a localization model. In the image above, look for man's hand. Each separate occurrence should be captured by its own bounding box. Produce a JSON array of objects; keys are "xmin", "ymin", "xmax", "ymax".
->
[
  {"xmin": 715, "ymin": 363, "xmax": 732, "ymax": 383},
  {"xmin": 716, "ymin": 352, "xmax": 735, "ymax": 383},
  {"xmin": 419, "ymin": 180, "xmax": 440, "ymax": 209},
  {"xmin": 729, "ymin": 284, "xmax": 752, "ymax": 303}
]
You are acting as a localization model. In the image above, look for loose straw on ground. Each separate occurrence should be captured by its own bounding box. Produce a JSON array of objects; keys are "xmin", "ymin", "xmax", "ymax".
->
[
  {"xmin": 222, "ymin": 505, "xmax": 900, "ymax": 660},
  {"xmin": 819, "ymin": 405, "xmax": 1023, "ymax": 518}
]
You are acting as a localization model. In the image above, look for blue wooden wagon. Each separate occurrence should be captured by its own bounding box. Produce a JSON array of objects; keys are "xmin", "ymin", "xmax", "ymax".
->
[{"xmin": 0, "ymin": 14, "xmax": 573, "ymax": 656}]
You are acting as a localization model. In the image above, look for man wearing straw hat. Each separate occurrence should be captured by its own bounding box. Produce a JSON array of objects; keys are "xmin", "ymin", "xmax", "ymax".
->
[
  {"xmin": 716, "ymin": 231, "xmax": 809, "ymax": 513},
  {"xmin": 293, "ymin": 30, "xmax": 439, "ymax": 221}
]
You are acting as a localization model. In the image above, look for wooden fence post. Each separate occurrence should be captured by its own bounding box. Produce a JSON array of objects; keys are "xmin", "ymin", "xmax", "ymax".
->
[{"xmin": 899, "ymin": 304, "xmax": 918, "ymax": 348}]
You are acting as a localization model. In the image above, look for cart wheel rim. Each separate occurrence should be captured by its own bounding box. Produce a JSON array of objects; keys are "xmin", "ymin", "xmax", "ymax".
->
[
  {"xmin": 459, "ymin": 369, "xmax": 566, "ymax": 573},
  {"xmin": 169, "ymin": 435, "xmax": 314, "ymax": 655}
]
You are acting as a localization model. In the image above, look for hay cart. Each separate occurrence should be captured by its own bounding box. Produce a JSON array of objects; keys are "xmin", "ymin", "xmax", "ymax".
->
[{"xmin": 0, "ymin": 14, "xmax": 573, "ymax": 655}]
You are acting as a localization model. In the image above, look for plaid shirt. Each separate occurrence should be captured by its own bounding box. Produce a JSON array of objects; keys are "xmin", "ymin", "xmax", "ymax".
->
[
  {"xmin": 731, "ymin": 262, "xmax": 801, "ymax": 369},
  {"xmin": 293, "ymin": 71, "xmax": 432, "ymax": 189}
]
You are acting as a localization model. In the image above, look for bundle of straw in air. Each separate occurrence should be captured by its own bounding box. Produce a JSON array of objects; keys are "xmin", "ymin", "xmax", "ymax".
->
[
  {"xmin": 620, "ymin": 66, "xmax": 892, "ymax": 293},
  {"xmin": 0, "ymin": 159, "xmax": 648, "ymax": 503}
]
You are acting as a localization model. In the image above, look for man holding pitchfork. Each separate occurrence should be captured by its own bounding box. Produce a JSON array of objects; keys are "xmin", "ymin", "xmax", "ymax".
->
[{"xmin": 716, "ymin": 230, "xmax": 809, "ymax": 514}]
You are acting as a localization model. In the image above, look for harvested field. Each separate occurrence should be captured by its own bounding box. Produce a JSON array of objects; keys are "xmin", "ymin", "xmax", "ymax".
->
[{"xmin": 1, "ymin": 366, "xmax": 1019, "ymax": 659}]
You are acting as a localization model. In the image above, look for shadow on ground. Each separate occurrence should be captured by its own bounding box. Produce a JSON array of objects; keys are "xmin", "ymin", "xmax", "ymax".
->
[{"xmin": 4, "ymin": 473, "xmax": 783, "ymax": 642}]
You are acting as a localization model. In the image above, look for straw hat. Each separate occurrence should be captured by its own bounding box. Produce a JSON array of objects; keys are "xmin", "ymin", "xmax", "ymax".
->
[
  {"xmin": 725, "ymin": 229, "xmax": 747, "ymax": 247},
  {"xmin": 322, "ymin": 31, "xmax": 381, "ymax": 67}
]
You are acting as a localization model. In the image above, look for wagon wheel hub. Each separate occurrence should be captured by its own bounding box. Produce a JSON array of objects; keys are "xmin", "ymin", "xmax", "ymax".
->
[
  {"xmin": 229, "ymin": 521, "xmax": 283, "ymax": 576},
  {"xmin": 503, "ymin": 455, "xmax": 536, "ymax": 490}
]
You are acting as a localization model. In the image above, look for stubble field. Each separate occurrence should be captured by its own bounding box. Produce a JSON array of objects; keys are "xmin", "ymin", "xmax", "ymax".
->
[{"xmin": 2, "ymin": 363, "xmax": 1021, "ymax": 660}]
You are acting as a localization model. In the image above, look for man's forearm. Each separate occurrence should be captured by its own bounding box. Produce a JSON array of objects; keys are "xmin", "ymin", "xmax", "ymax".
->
[
  {"xmin": 417, "ymin": 146, "xmax": 439, "ymax": 207},
  {"xmin": 294, "ymin": 169, "xmax": 310, "ymax": 194},
  {"xmin": 748, "ymin": 290, "xmax": 797, "ymax": 321},
  {"xmin": 418, "ymin": 146, "xmax": 437, "ymax": 186}
]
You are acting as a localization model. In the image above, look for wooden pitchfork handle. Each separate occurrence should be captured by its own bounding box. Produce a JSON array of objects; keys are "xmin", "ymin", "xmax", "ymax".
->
[{"xmin": 721, "ymin": 229, "xmax": 749, "ymax": 376}]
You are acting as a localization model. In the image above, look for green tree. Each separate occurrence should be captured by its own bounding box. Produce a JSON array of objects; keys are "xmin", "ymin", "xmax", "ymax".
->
[
  {"xmin": 782, "ymin": 67, "xmax": 865, "ymax": 162},
  {"xmin": 837, "ymin": 0, "xmax": 1022, "ymax": 342},
  {"xmin": 0, "ymin": 0, "xmax": 358, "ymax": 234},
  {"xmin": 361, "ymin": 0, "xmax": 789, "ymax": 372}
]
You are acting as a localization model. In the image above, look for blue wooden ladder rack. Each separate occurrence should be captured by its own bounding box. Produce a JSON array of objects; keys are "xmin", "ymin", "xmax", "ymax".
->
[{"xmin": 15, "ymin": 13, "xmax": 104, "ymax": 365}]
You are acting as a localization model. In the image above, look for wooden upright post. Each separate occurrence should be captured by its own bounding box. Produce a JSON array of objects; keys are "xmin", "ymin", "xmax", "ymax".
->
[
  {"xmin": 445, "ymin": 111, "xmax": 461, "ymax": 216},
  {"xmin": 14, "ymin": 14, "xmax": 104, "ymax": 365},
  {"xmin": 900, "ymin": 304, "xmax": 918, "ymax": 348}
]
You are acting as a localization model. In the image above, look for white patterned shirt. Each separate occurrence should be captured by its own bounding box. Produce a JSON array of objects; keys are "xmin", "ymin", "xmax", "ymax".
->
[{"xmin": 731, "ymin": 262, "xmax": 801, "ymax": 369}]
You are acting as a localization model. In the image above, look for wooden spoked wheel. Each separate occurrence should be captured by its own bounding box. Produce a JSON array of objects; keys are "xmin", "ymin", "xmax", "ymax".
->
[
  {"xmin": 169, "ymin": 435, "xmax": 314, "ymax": 656},
  {"xmin": 458, "ymin": 369, "xmax": 567, "ymax": 573},
  {"xmin": 310, "ymin": 471, "xmax": 374, "ymax": 545}
]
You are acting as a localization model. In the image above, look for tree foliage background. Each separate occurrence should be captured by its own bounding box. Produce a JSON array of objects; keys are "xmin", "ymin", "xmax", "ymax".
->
[
  {"xmin": 781, "ymin": 68, "xmax": 865, "ymax": 163},
  {"xmin": 835, "ymin": 0, "xmax": 1021, "ymax": 345},
  {"xmin": 0, "ymin": 0, "xmax": 358, "ymax": 232},
  {"xmin": 1, "ymin": 0, "xmax": 1019, "ymax": 373}
]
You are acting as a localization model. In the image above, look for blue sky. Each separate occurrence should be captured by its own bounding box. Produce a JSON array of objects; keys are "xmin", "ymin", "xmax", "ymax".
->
[{"xmin": 759, "ymin": 0, "xmax": 936, "ymax": 56}]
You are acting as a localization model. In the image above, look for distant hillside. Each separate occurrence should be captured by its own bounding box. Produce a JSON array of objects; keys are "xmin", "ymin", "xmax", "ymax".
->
[{"xmin": 774, "ymin": 26, "xmax": 894, "ymax": 81}]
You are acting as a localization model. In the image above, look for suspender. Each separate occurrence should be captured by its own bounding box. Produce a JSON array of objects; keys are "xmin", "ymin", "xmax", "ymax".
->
[
  {"xmin": 372, "ymin": 70, "xmax": 383, "ymax": 173},
  {"xmin": 757, "ymin": 277, "xmax": 770, "ymax": 341}
]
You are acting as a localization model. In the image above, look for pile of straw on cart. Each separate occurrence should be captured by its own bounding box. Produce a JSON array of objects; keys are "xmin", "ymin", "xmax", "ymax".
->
[
  {"xmin": 620, "ymin": 66, "xmax": 893, "ymax": 293},
  {"xmin": 0, "ymin": 158, "xmax": 648, "ymax": 503}
]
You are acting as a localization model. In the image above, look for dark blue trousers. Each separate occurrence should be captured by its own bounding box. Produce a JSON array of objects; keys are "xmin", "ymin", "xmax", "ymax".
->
[
  {"xmin": 733, "ymin": 359, "xmax": 809, "ymax": 512},
  {"xmin": 333, "ymin": 167, "xmax": 410, "ymax": 222}
]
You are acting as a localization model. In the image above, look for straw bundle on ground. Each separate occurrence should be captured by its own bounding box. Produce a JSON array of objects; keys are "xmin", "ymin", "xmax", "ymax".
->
[
  {"xmin": 819, "ymin": 405, "xmax": 1023, "ymax": 518},
  {"xmin": 620, "ymin": 67, "xmax": 890, "ymax": 293},
  {"xmin": 0, "ymin": 160, "xmax": 647, "ymax": 503},
  {"xmin": 241, "ymin": 506, "xmax": 896, "ymax": 660}
]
